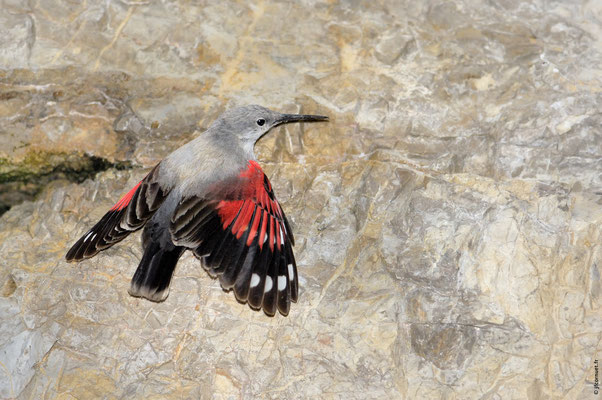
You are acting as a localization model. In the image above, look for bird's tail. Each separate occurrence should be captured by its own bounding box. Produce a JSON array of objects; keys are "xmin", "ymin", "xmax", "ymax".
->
[{"xmin": 128, "ymin": 238, "xmax": 185, "ymax": 302}]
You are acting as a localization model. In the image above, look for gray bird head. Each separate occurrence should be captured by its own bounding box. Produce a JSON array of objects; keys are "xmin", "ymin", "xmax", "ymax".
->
[{"xmin": 210, "ymin": 105, "xmax": 328, "ymax": 156}]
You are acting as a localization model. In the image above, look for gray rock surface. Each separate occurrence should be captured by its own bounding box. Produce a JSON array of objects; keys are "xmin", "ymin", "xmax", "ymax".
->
[{"xmin": 0, "ymin": 0, "xmax": 601, "ymax": 399}]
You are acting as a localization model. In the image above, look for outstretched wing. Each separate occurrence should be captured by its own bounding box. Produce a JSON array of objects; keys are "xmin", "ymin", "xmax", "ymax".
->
[
  {"xmin": 170, "ymin": 160, "xmax": 298, "ymax": 316},
  {"xmin": 66, "ymin": 164, "xmax": 169, "ymax": 261}
]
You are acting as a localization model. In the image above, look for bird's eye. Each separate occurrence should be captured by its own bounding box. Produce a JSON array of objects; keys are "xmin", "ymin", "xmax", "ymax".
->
[{"xmin": 256, "ymin": 118, "xmax": 266, "ymax": 126}]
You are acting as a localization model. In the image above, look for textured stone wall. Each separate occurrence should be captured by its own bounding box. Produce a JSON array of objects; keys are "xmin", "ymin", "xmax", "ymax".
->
[{"xmin": 0, "ymin": 0, "xmax": 600, "ymax": 399}]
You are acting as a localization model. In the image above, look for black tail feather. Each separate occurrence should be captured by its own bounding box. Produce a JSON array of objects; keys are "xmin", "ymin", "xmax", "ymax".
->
[{"xmin": 128, "ymin": 240, "xmax": 185, "ymax": 302}]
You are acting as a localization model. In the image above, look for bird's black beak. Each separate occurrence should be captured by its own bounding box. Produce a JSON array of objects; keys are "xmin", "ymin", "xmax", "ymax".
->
[{"xmin": 275, "ymin": 113, "xmax": 329, "ymax": 126}]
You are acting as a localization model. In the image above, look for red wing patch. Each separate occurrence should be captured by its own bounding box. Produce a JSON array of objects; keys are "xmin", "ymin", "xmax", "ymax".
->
[
  {"xmin": 170, "ymin": 160, "xmax": 298, "ymax": 316},
  {"xmin": 215, "ymin": 161, "xmax": 292, "ymax": 251},
  {"xmin": 111, "ymin": 181, "xmax": 142, "ymax": 211}
]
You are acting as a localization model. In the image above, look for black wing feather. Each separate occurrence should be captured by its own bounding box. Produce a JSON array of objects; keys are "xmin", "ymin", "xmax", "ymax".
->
[
  {"xmin": 66, "ymin": 164, "xmax": 168, "ymax": 262},
  {"xmin": 169, "ymin": 168, "xmax": 298, "ymax": 316}
]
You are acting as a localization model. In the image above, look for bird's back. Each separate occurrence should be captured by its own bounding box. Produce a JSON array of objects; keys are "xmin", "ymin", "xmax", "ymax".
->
[{"xmin": 158, "ymin": 131, "xmax": 251, "ymax": 198}]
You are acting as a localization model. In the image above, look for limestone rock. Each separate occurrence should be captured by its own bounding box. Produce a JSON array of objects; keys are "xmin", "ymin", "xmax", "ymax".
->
[{"xmin": 0, "ymin": 0, "xmax": 600, "ymax": 399}]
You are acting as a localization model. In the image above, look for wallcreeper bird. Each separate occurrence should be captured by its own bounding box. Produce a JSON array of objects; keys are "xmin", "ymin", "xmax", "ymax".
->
[{"xmin": 66, "ymin": 105, "xmax": 328, "ymax": 316}]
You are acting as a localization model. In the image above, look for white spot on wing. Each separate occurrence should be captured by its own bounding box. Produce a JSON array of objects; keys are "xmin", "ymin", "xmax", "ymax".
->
[
  {"xmin": 278, "ymin": 275, "xmax": 286, "ymax": 291},
  {"xmin": 91, "ymin": 233, "xmax": 97, "ymax": 242},
  {"xmin": 250, "ymin": 273, "xmax": 260, "ymax": 288},
  {"xmin": 288, "ymin": 264, "xmax": 294, "ymax": 281},
  {"xmin": 263, "ymin": 233, "xmax": 268, "ymax": 244},
  {"xmin": 264, "ymin": 276, "xmax": 273, "ymax": 293},
  {"xmin": 83, "ymin": 231, "xmax": 93, "ymax": 242},
  {"xmin": 279, "ymin": 227, "xmax": 284, "ymax": 244}
]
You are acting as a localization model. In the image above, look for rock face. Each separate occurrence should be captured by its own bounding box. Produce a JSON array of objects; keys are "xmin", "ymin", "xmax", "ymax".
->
[{"xmin": 0, "ymin": 0, "xmax": 600, "ymax": 399}]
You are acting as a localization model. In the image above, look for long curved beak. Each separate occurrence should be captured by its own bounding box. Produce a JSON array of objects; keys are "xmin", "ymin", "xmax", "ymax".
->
[{"xmin": 275, "ymin": 113, "xmax": 329, "ymax": 126}]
